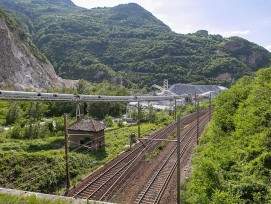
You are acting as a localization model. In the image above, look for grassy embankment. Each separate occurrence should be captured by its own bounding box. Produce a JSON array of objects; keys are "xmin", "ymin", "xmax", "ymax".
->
[
  {"xmin": 183, "ymin": 67, "xmax": 271, "ymax": 203},
  {"xmin": 0, "ymin": 108, "xmax": 173, "ymax": 195}
]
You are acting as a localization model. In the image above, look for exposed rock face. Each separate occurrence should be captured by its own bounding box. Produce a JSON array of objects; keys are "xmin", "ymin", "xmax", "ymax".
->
[
  {"xmin": 238, "ymin": 52, "xmax": 265, "ymax": 69},
  {"xmin": 0, "ymin": 14, "xmax": 75, "ymax": 91},
  {"xmin": 222, "ymin": 37, "xmax": 271, "ymax": 70},
  {"xmin": 223, "ymin": 40, "xmax": 245, "ymax": 52}
]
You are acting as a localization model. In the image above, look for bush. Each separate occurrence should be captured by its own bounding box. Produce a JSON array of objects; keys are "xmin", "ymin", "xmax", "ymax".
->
[
  {"xmin": 184, "ymin": 67, "xmax": 271, "ymax": 203},
  {"xmin": 10, "ymin": 123, "xmax": 23, "ymax": 139},
  {"xmin": 117, "ymin": 119, "xmax": 124, "ymax": 128},
  {"xmin": 6, "ymin": 103, "xmax": 21, "ymax": 125},
  {"xmin": 104, "ymin": 115, "xmax": 113, "ymax": 127},
  {"xmin": 23, "ymin": 123, "xmax": 51, "ymax": 139}
]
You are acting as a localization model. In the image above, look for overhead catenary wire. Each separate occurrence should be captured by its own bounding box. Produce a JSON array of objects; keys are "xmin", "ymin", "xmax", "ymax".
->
[
  {"xmin": 7, "ymin": 134, "xmax": 104, "ymax": 189},
  {"xmin": 12, "ymin": 110, "xmax": 210, "ymax": 192},
  {"xmin": 7, "ymin": 110, "xmax": 200, "ymax": 190},
  {"xmin": 14, "ymin": 159, "xmax": 59, "ymax": 190},
  {"xmin": 0, "ymin": 90, "xmax": 191, "ymax": 191},
  {"xmin": 8, "ymin": 127, "xmax": 123, "ymax": 189}
]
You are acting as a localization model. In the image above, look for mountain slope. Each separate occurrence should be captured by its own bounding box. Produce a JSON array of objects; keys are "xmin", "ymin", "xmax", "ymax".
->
[
  {"xmin": 0, "ymin": 0, "xmax": 270, "ymax": 87},
  {"xmin": 0, "ymin": 9, "xmax": 74, "ymax": 90}
]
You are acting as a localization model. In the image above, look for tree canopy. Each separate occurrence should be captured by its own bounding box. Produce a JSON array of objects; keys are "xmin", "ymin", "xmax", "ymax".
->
[{"xmin": 0, "ymin": 0, "xmax": 270, "ymax": 88}]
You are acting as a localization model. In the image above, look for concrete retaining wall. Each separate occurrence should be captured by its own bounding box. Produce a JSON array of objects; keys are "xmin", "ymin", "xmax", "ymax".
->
[{"xmin": 0, "ymin": 188, "xmax": 113, "ymax": 204}]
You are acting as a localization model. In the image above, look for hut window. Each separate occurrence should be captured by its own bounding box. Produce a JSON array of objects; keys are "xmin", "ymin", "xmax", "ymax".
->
[
  {"xmin": 99, "ymin": 141, "xmax": 102, "ymax": 149},
  {"xmin": 80, "ymin": 137, "xmax": 92, "ymax": 146}
]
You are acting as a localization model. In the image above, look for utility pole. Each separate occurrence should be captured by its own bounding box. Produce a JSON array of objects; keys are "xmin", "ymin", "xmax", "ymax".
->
[
  {"xmin": 177, "ymin": 115, "xmax": 181, "ymax": 204},
  {"xmin": 64, "ymin": 113, "xmax": 70, "ymax": 194},
  {"xmin": 194, "ymin": 94, "xmax": 197, "ymax": 112},
  {"xmin": 76, "ymin": 103, "xmax": 81, "ymax": 120},
  {"xmin": 137, "ymin": 116, "xmax": 182, "ymax": 203},
  {"xmin": 138, "ymin": 101, "xmax": 141, "ymax": 138},
  {"xmin": 209, "ymin": 92, "xmax": 212, "ymax": 121},
  {"xmin": 196, "ymin": 101, "xmax": 199, "ymax": 145},
  {"xmin": 174, "ymin": 97, "xmax": 177, "ymax": 121}
]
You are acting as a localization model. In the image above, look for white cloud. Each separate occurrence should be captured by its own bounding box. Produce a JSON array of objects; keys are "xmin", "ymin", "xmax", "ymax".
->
[
  {"xmin": 71, "ymin": 0, "xmax": 130, "ymax": 8},
  {"xmin": 265, "ymin": 45, "xmax": 271, "ymax": 52},
  {"xmin": 210, "ymin": 30, "xmax": 251, "ymax": 37}
]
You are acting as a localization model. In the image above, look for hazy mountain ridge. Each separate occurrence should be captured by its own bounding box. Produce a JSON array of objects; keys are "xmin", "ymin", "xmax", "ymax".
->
[
  {"xmin": 0, "ymin": 0, "xmax": 270, "ymax": 88},
  {"xmin": 0, "ymin": 9, "xmax": 75, "ymax": 90}
]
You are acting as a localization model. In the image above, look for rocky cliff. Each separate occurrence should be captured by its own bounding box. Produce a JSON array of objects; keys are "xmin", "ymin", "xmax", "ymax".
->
[{"xmin": 0, "ymin": 10, "xmax": 74, "ymax": 91}]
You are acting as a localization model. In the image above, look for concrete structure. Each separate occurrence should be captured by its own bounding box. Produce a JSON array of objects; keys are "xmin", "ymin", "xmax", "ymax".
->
[
  {"xmin": 168, "ymin": 84, "xmax": 226, "ymax": 97},
  {"xmin": 0, "ymin": 188, "xmax": 112, "ymax": 204},
  {"xmin": 68, "ymin": 119, "xmax": 106, "ymax": 151}
]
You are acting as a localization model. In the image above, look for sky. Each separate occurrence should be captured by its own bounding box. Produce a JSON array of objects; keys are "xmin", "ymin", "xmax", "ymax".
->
[{"xmin": 71, "ymin": 0, "xmax": 271, "ymax": 52}]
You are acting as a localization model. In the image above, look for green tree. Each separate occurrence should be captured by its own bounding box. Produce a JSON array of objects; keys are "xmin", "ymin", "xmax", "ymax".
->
[
  {"xmin": 25, "ymin": 102, "xmax": 47, "ymax": 121},
  {"xmin": 76, "ymin": 79, "xmax": 90, "ymax": 94},
  {"xmin": 6, "ymin": 103, "xmax": 21, "ymax": 125},
  {"xmin": 148, "ymin": 104, "xmax": 157, "ymax": 123},
  {"xmin": 10, "ymin": 123, "xmax": 23, "ymax": 139},
  {"xmin": 117, "ymin": 119, "xmax": 124, "ymax": 127},
  {"xmin": 104, "ymin": 115, "xmax": 113, "ymax": 127}
]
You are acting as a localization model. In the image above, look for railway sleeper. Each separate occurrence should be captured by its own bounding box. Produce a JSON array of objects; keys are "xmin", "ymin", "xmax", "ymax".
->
[
  {"xmin": 142, "ymin": 195, "xmax": 156, "ymax": 201},
  {"xmin": 149, "ymin": 187, "xmax": 161, "ymax": 191}
]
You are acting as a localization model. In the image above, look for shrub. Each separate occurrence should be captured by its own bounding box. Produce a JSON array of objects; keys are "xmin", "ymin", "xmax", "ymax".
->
[
  {"xmin": 10, "ymin": 123, "xmax": 23, "ymax": 139},
  {"xmin": 117, "ymin": 119, "xmax": 124, "ymax": 128},
  {"xmin": 104, "ymin": 115, "xmax": 113, "ymax": 127}
]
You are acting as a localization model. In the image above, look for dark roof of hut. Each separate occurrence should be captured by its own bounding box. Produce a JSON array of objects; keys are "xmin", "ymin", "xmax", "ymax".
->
[{"xmin": 68, "ymin": 118, "xmax": 106, "ymax": 132}]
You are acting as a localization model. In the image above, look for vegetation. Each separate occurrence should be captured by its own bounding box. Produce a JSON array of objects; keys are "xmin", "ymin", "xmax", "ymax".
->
[
  {"xmin": 0, "ymin": 80, "xmax": 174, "ymax": 194},
  {"xmin": 0, "ymin": 1, "xmax": 270, "ymax": 88},
  {"xmin": 183, "ymin": 66, "xmax": 271, "ymax": 203},
  {"xmin": 1, "ymin": 0, "xmax": 271, "ymax": 201},
  {"xmin": 0, "ymin": 193, "xmax": 73, "ymax": 204},
  {"xmin": 145, "ymin": 141, "xmax": 167, "ymax": 162}
]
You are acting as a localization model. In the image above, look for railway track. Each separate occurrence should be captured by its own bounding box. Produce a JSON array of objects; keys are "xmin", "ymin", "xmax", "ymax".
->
[
  {"xmin": 135, "ymin": 112, "xmax": 211, "ymax": 204},
  {"xmin": 69, "ymin": 111, "xmax": 208, "ymax": 200},
  {"xmin": 70, "ymin": 122, "xmax": 177, "ymax": 200}
]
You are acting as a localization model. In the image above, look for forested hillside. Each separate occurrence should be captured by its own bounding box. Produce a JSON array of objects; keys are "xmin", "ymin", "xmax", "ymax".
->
[
  {"xmin": 184, "ymin": 67, "xmax": 271, "ymax": 203},
  {"xmin": 0, "ymin": 0, "xmax": 270, "ymax": 88}
]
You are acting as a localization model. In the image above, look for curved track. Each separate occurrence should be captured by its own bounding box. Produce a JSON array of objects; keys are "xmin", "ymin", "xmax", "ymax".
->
[
  {"xmin": 135, "ymin": 112, "xmax": 210, "ymax": 204},
  {"xmin": 68, "ymin": 111, "xmax": 208, "ymax": 201}
]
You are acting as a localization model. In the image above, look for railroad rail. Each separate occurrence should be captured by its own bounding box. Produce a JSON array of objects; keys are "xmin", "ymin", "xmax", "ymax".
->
[
  {"xmin": 135, "ymin": 111, "xmax": 211, "ymax": 204},
  {"xmin": 68, "ymin": 111, "xmax": 207, "ymax": 200},
  {"xmin": 70, "ymin": 122, "xmax": 176, "ymax": 200}
]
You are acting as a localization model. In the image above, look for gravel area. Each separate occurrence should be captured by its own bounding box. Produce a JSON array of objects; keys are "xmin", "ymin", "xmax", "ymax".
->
[
  {"xmin": 110, "ymin": 114, "xmax": 209, "ymax": 204},
  {"xmin": 69, "ymin": 111, "xmax": 210, "ymax": 203}
]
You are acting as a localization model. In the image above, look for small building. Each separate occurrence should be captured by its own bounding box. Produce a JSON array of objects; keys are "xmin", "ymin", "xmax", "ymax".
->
[{"xmin": 68, "ymin": 118, "xmax": 106, "ymax": 151}]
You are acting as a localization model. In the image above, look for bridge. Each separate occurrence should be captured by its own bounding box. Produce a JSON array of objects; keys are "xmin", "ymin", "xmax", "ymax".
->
[{"xmin": 0, "ymin": 90, "xmax": 189, "ymax": 102}]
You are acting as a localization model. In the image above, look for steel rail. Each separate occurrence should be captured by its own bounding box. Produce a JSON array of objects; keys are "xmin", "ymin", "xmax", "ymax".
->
[
  {"xmin": 72, "ymin": 122, "xmax": 177, "ymax": 199},
  {"xmin": 70, "ymin": 111, "xmax": 207, "ymax": 200},
  {"xmin": 99, "ymin": 113, "xmax": 209, "ymax": 201},
  {"xmin": 154, "ymin": 115, "xmax": 210, "ymax": 204},
  {"xmin": 72, "ymin": 142, "xmax": 145, "ymax": 198},
  {"xmin": 71, "ymin": 111, "xmax": 202, "ymax": 199},
  {"xmin": 87, "ymin": 146, "xmax": 151, "ymax": 200},
  {"xmin": 135, "ymin": 112, "xmax": 210, "ymax": 204},
  {"xmin": 98, "ymin": 123, "xmax": 178, "ymax": 201}
]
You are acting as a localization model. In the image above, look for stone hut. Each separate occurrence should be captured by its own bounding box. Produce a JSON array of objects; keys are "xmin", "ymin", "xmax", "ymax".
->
[{"xmin": 68, "ymin": 118, "xmax": 106, "ymax": 150}]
